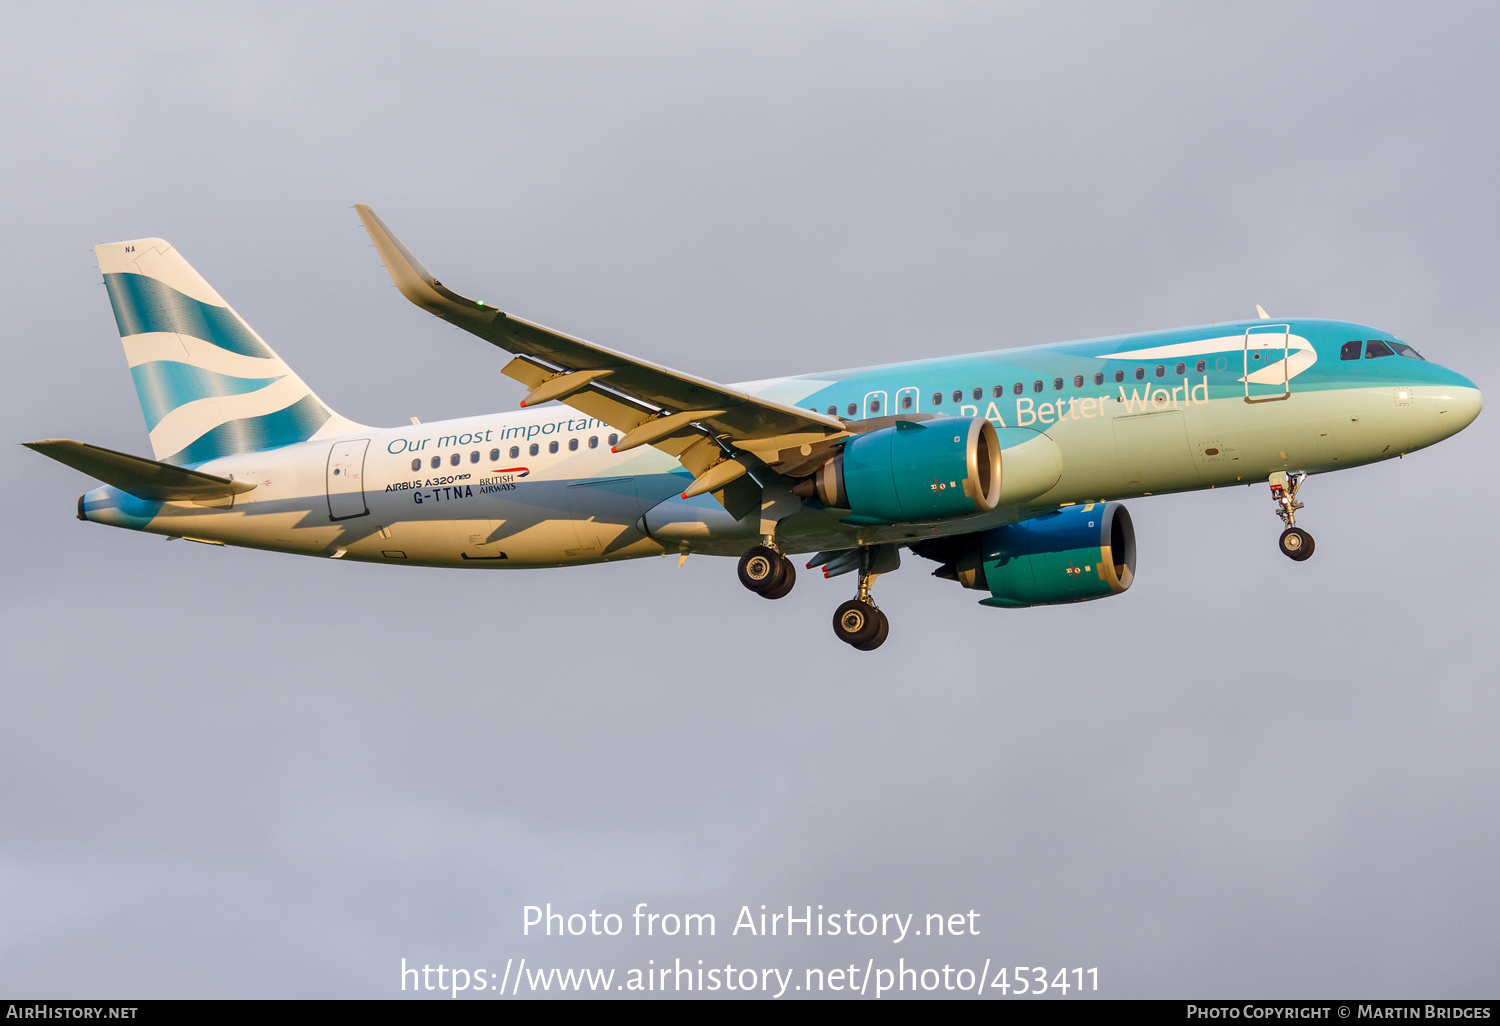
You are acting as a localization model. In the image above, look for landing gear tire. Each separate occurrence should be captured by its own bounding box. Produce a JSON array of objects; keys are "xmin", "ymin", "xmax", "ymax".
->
[
  {"xmin": 1279, "ymin": 526, "xmax": 1315, "ymax": 561},
  {"xmin": 738, "ymin": 545, "xmax": 795, "ymax": 598},
  {"xmin": 833, "ymin": 599, "xmax": 885, "ymax": 648},
  {"xmin": 761, "ymin": 557, "xmax": 796, "ymax": 599},
  {"xmin": 851, "ymin": 609, "xmax": 890, "ymax": 651},
  {"xmin": 739, "ymin": 545, "xmax": 779, "ymax": 593}
]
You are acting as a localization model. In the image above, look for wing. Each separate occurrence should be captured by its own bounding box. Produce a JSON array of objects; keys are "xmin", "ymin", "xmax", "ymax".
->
[{"xmin": 354, "ymin": 206, "xmax": 849, "ymax": 516}]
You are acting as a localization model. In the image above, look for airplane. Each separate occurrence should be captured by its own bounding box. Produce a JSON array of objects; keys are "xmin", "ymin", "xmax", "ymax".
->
[{"xmin": 26, "ymin": 206, "xmax": 1483, "ymax": 650}]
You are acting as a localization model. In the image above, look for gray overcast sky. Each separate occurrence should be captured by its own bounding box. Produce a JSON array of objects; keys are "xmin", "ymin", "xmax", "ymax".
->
[{"xmin": 2, "ymin": 1, "xmax": 1497, "ymax": 998}]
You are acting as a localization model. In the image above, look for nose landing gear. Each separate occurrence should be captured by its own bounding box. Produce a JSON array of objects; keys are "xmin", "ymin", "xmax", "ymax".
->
[
  {"xmin": 1270, "ymin": 471, "xmax": 1315, "ymax": 561},
  {"xmin": 738, "ymin": 542, "xmax": 796, "ymax": 599}
]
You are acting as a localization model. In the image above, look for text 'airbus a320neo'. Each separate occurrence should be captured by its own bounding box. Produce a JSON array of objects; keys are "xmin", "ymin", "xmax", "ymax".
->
[{"xmin": 28, "ymin": 207, "xmax": 1483, "ymax": 649}]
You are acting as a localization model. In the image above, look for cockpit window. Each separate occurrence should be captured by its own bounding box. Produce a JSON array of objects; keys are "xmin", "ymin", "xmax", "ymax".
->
[
  {"xmin": 1340, "ymin": 341, "xmax": 1362, "ymax": 361},
  {"xmin": 1365, "ymin": 340, "xmax": 1395, "ymax": 359},
  {"xmin": 1389, "ymin": 341, "xmax": 1426, "ymax": 360}
]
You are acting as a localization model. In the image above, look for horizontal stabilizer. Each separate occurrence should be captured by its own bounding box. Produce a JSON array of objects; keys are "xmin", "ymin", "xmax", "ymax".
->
[{"xmin": 25, "ymin": 439, "xmax": 256, "ymax": 501}]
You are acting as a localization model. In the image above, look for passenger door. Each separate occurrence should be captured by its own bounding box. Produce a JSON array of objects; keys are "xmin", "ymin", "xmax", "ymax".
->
[{"xmin": 326, "ymin": 439, "xmax": 370, "ymax": 520}]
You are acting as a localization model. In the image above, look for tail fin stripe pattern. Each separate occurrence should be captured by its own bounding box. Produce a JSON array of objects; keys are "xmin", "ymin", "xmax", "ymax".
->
[
  {"xmin": 149, "ymin": 372, "xmax": 322, "ymax": 462},
  {"xmin": 104, "ymin": 273, "xmax": 275, "ymax": 359},
  {"xmin": 96, "ymin": 237, "xmax": 359, "ymax": 464},
  {"xmin": 120, "ymin": 332, "xmax": 296, "ymax": 379},
  {"xmin": 165, "ymin": 394, "xmax": 331, "ymax": 467},
  {"xmin": 129, "ymin": 362, "xmax": 285, "ymax": 432}
]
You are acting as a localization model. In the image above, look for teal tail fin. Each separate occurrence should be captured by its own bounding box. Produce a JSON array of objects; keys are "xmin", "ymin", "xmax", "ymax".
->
[{"xmin": 95, "ymin": 238, "xmax": 359, "ymax": 465}]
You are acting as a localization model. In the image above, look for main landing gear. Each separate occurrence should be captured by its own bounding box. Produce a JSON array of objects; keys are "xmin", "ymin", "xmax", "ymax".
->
[
  {"xmin": 738, "ymin": 542, "xmax": 796, "ymax": 599},
  {"xmin": 832, "ymin": 577, "xmax": 889, "ymax": 651},
  {"xmin": 1269, "ymin": 471, "xmax": 1315, "ymax": 562},
  {"xmin": 818, "ymin": 545, "xmax": 897, "ymax": 651},
  {"xmin": 740, "ymin": 540, "xmax": 894, "ymax": 650}
]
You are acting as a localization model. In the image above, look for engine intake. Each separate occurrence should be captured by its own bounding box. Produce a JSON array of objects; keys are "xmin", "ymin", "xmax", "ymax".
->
[{"xmin": 796, "ymin": 417, "xmax": 1002, "ymax": 523}]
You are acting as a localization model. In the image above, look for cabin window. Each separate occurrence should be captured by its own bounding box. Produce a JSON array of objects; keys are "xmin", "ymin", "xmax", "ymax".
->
[
  {"xmin": 869, "ymin": 399, "xmax": 881, "ymax": 413},
  {"xmin": 1115, "ymin": 370, "xmax": 1125, "ymax": 383},
  {"xmin": 588, "ymin": 436, "xmax": 598, "ymax": 449},
  {"xmin": 1154, "ymin": 365, "xmax": 1165, "ymax": 378},
  {"xmin": 1094, "ymin": 372, "xmax": 1105, "ymax": 385},
  {"xmin": 901, "ymin": 394, "xmax": 913, "ymax": 409},
  {"xmin": 992, "ymin": 385, "xmax": 1004, "ymax": 398},
  {"xmin": 1365, "ymin": 340, "xmax": 1395, "ymax": 359},
  {"xmin": 847, "ymin": 403, "xmax": 858, "ymax": 416},
  {"xmin": 510, "ymin": 446, "xmax": 520, "ymax": 459},
  {"xmin": 972, "ymin": 387, "xmax": 983, "ymax": 401},
  {"xmin": 952, "ymin": 390, "xmax": 963, "ymax": 403},
  {"xmin": 1390, "ymin": 341, "xmax": 1426, "ymax": 360},
  {"xmin": 1175, "ymin": 363, "xmax": 1185, "ymax": 375},
  {"xmin": 1013, "ymin": 382, "xmax": 1023, "ymax": 395},
  {"xmin": 549, "ymin": 440, "xmax": 559, "ymax": 454},
  {"xmin": 411, "ymin": 458, "xmax": 421, "ymax": 472},
  {"xmin": 827, "ymin": 406, "xmax": 837, "ymax": 416},
  {"xmin": 608, "ymin": 433, "xmax": 618, "ymax": 446},
  {"xmin": 470, "ymin": 451, "xmax": 480, "ymax": 463},
  {"xmin": 568, "ymin": 438, "xmax": 579, "ymax": 451},
  {"xmin": 1196, "ymin": 360, "xmax": 1206, "ymax": 373},
  {"xmin": 1033, "ymin": 380, "xmax": 1043, "ymax": 393},
  {"xmin": 529, "ymin": 443, "xmax": 539, "ymax": 456},
  {"xmin": 1053, "ymin": 377, "xmax": 1064, "ymax": 391},
  {"xmin": 1074, "ymin": 375, "xmax": 1084, "ymax": 388},
  {"xmin": 1340, "ymin": 341, "xmax": 1362, "ymax": 361},
  {"xmin": 1135, "ymin": 367, "xmax": 1145, "ymax": 380},
  {"xmin": 932, "ymin": 393, "xmax": 943, "ymax": 405},
  {"xmin": 449, "ymin": 453, "xmax": 460, "ymax": 466},
  {"xmin": 431, "ymin": 456, "xmax": 441, "ymax": 469},
  {"xmin": 489, "ymin": 448, "xmax": 499, "ymax": 461}
]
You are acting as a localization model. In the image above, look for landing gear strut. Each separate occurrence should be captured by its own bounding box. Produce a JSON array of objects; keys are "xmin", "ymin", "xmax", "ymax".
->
[
  {"xmin": 1270, "ymin": 471, "xmax": 1315, "ymax": 561},
  {"xmin": 738, "ymin": 541, "xmax": 796, "ymax": 599},
  {"xmin": 831, "ymin": 548, "xmax": 890, "ymax": 651}
]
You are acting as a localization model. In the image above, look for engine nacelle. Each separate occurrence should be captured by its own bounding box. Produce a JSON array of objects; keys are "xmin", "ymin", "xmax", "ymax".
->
[
  {"xmin": 799, "ymin": 417, "xmax": 1002, "ymax": 523},
  {"xmin": 935, "ymin": 502, "xmax": 1136, "ymax": 607}
]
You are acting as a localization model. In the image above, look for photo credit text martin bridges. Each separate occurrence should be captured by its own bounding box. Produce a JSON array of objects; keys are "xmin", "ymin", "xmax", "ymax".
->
[{"xmin": 28, "ymin": 207, "xmax": 1482, "ymax": 649}]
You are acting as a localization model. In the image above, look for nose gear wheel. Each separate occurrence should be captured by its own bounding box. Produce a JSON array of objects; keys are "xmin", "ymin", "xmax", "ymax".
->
[
  {"xmin": 1269, "ymin": 471, "xmax": 1315, "ymax": 561},
  {"xmin": 1279, "ymin": 526, "xmax": 1315, "ymax": 561}
]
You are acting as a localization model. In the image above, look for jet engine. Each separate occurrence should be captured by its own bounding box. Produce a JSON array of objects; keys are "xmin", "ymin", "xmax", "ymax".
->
[
  {"xmin": 793, "ymin": 417, "xmax": 1002, "ymax": 523},
  {"xmin": 920, "ymin": 502, "xmax": 1136, "ymax": 607}
]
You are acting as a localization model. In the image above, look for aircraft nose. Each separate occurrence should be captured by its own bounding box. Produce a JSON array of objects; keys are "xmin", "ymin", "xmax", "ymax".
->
[{"xmin": 1437, "ymin": 384, "xmax": 1483, "ymax": 438}]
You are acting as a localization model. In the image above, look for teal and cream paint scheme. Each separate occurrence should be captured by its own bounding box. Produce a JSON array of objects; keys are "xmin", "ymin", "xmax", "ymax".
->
[{"xmin": 29, "ymin": 207, "xmax": 1482, "ymax": 649}]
